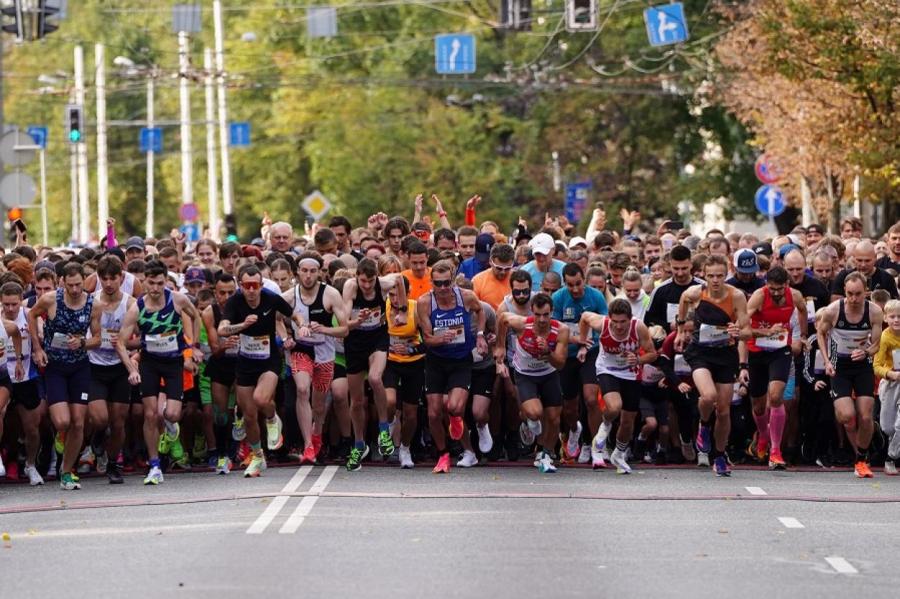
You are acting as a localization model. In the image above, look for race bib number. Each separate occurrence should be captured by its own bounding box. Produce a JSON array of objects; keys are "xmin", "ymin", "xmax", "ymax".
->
[
  {"xmin": 831, "ymin": 331, "xmax": 868, "ymax": 357},
  {"xmin": 294, "ymin": 322, "xmax": 325, "ymax": 345},
  {"xmin": 892, "ymin": 348, "xmax": 900, "ymax": 371},
  {"xmin": 389, "ymin": 334, "xmax": 418, "ymax": 356},
  {"xmin": 813, "ymin": 350, "xmax": 825, "ymax": 374},
  {"xmin": 698, "ymin": 324, "xmax": 730, "ymax": 347},
  {"xmin": 239, "ymin": 334, "xmax": 270, "ymax": 359},
  {"xmin": 145, "ymin": 331, "xmax": 179, "ymax": 355},
  {"xmin": 666, "ymin": 303, "xmax": 679, "ymax": 325},
  {"xmin": 434, "ymin": 325, "xmax": 465, "ymax": 346},
  {"xmin": 100, "ymin": 328, "xmax": 116, "ymax": 351},
  {"xmin": 755, "ymin": 330, "xmax": 788, "ymax": 350},
  {"xmin": 674, "ymin": 354, "xmax": 691, "ymax": 375},
  {"xmin": 605, "ymin": 352, "xmax": 630, "ymax": 371},
  {"xmin": 806, "ymin": 299, "xmax": 816, "ymax": 323},
  {"xmin": 50, "ymin": 332, "xmax": 71, "ymax": 350},
  {"xmin": 353, "ymin": 308, "xmax": 383, "ymax": 330},
  {"xmin": 224, "ymin": 342, "xmax": 239, "ymax": 357}
]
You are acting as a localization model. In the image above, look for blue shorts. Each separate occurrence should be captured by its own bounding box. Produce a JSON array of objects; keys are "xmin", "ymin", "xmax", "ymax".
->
[{"xmin": 45, "ymin": 358, "xmax": 91, "ymax": 406}]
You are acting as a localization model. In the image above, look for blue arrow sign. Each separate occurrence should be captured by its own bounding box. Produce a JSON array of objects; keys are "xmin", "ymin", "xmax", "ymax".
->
[
  {"xmin": 27, "ymin": 126, "xmax": 48, "ymax": 149},
  {"xmin": 139, "ymin": 127, "xmax": 163, "ymax": 154},
  {"xmin": 755, "ymin": 185, "xmax": 786, "ymax": 218},
  {"xmin": 229, "ymin": 122, "xmax": 251, "ymax": 147},
  {"xmin": 180, "ymin": 223, "xmax": 200, "ymax": 242},
  {"xmin": 565, "ymin": 182, "xmax": 592, "ymax": 224},
  {"xmin": 435, "ymin": 34, "xmax": 476, "ymax": 75},
  {"xmin": 644, "ymin": 2, "xmax": 689, "ymax": 47}
]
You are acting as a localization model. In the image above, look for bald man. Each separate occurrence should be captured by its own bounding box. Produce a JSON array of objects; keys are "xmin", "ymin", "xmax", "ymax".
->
[
  {"xmin": 784, "ymin": 250, "xmax": 830, "ymax": 320},
  {"xmin": 830, "ymin": 240, "xmax": 898, "ymax": 301},
  {"xmin": 269, "ymin": 222, "xmax": 294, "ymax": 254}
]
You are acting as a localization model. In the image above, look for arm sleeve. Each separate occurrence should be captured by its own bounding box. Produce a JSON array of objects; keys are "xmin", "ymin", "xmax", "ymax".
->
[
  {"xmin": 223, "ymin": 296, "xmax": 239, "ymax": 324},
  {"xmin": 465, "ymin": 206, "xmax": 475, "ymax": 226},
  {"xmin": 106, "ymin": 223, "xmax": 117, "ymax": 249}
]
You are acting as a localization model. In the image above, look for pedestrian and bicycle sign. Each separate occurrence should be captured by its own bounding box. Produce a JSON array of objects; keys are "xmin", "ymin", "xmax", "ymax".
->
[
  {"xmin": 755, "ymin": 184, "xmax": 786, "ymax": 218},
  {"xmin": 140, "ymin": 127, "xmax": 163, "ymax": 154},
  {"xmin": 643, "ymin": 2, "xmax": 689, "ymax": 47},
  {"xmin": 435, "ymin": 34, "xmax": 476, "ymax": 75},
  {"xmin": 27, "ymin": 126, "xmax": 48, "ymax": 149}
]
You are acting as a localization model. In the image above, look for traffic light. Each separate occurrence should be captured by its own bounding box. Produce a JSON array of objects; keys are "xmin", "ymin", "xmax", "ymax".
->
[
  {"xmin": 224, "ymin": 213, "xmax": 238, "ymax": 241},
  {"xmin": 65, "ymin": 104, "xmax": 84, "ymax": 144},
  {"xmin": 1, "ymin": 0, "xmax": 59, "ymax": 42},
  {"xmin": 500, "ymin": 0, "xmax": 532, "ymax": 31},
  {"xmin": 566, "ymin": 0, "xmax": 598, "ymax": 31}
]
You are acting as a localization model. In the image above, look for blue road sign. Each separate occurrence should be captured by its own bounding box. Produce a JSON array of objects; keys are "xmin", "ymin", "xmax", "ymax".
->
[
  {"xmin": 140, "ymin": 127, "xmax": 163, "ymax": 154},
  {"xmin": 565, "ymin": 182, "xmax": 592, "ymax": 224},
  {"xmin": 644, "ymin": 2, "xmax": 689, "ymax": 47},
  {"xmin": 27, "ymin": 126, "xmax": 48, "ymax": 149},
  {"xmin": 180, "ymin": 223, "xmax": 200, "ymax": 242},
  {"xmin": 435, "ymin": 34, "xmax": 476, "ymax": 75},
  {"xmin": 230, "ymin": 122, "xmax": 251, "ymax": 147},
  {"xmin": 754, "ymin": 185, "xmax": 786, "ymax": 218}
]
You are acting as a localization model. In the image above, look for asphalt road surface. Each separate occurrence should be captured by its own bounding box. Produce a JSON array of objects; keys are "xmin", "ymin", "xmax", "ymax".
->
[{"xmin": 1, "ymin": 462, "xmax": 898, "ymax": 599}]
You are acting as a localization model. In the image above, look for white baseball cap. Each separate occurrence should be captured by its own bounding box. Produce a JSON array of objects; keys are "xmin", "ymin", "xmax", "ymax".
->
[
  {"xmin": 529, "ymin": 233, "xmax": 555, "ymax": 256},
  {"xmin": 568, "ymin": 236, "xmax": 587, "ymax": 249}
]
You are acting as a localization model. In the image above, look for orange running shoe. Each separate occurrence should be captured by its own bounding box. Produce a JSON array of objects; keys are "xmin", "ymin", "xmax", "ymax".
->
[
  {"xmin": 854, "ymin": 461, "xmax": 873, "ymax": 478},
  {"xmin": 301, "ymin": 445, "xmax": 318, "ymax": 465},
  {"xmin": 768, "ymin": 449, "xmax": 786, "ymax": 470},
  {"xmin": 448, "ymin": 416, "xmax": 464, "ymax": 441},
  {"xmin": 433, "ymin": 452, "xmax": 451, "ymax": 474}
]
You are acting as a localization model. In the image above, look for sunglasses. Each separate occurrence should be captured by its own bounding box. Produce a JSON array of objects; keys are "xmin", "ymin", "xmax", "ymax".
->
[
  {"xmin": 511, "ymin": 289, "xmax": 530, "ymax": 296},
  {"xmin": 241, "ymin": 282, "xmax": 261, "ymax": 291},
  {"xmin": 490, "ymin": 261, "xmax": 513, "ymax": 272},
  {"xmin": 432, "ymin": 279, "xmax": 452, "ymax": 288}
]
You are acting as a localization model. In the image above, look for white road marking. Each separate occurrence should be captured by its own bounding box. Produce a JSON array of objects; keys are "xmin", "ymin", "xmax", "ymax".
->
[
  {"xmin": 825, "ymin": 557, "xmax": 858, "ymax": 574},
  {"xmin": 279, "ymin": 466, "xmax": 338, "ymax": 534},
  {"xmin": 778, "ymin": 517, "xmax": 804, "ymax": 529},
  {"xmin": 245, "ymin": 465, "xmax": 312, "ymax": 534},
  {"xmin": 745, "ymin": 486, "xmax": 767, "ymax": 495}
]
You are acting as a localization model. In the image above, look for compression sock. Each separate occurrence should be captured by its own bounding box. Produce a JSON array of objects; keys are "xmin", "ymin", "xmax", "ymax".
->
[
  {"xmin": 753, "ymin": 409, "xmax": 770, "ymax": 445},
  {"xmin": 149, "ymin": 458, "xmax": 160, "ymax": 469},
  {"xmin": 768, "ymin": 405, "xmax": 786, "ymax": 452},
  {"xmin": 355, "ymin": 440, "xmax": 366, "ymax": 451},
  {"xmin": 378, "ymin": 421, "xmax": 389, "ymax": 434}
]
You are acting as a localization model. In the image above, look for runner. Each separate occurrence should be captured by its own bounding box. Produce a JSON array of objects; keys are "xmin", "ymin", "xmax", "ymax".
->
[
  {"xmin": 874, "ymin": 300, "xmax": 900, "ymax": 474},
  {"xmin": 675, "ymin": 255, "xmax": 751, "ymax": 477},
  {"xmin": 495, "ymin": 270, "xmax": 534, "ymax": 461},
  {"xmin": 418, "ymin": 260, "xmax": 487, "ymax": 474},
  {"xmin": 457, "ymin": 292, "xmax": 497, "ymax": 467},
  {"xmin": 816, "ymin": 272, "xmax": 884, "ymax": 478},
  {"xmin": 496, "ymin": 293, "xmax": 568, "ymax": 473},
  {"xmin": 579, "ymin": 298, "xmax": 658, "ymax": 474},
  {"xmin": 0, "ymin": 283, "xmax": 27, "ymax": 481}
]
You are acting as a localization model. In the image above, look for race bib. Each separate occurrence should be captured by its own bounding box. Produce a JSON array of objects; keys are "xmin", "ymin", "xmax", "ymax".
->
[
  {"xmin": 434, "ymin": 325, "xmax": 465, "ymax": 346},
  {"xmin": 145, "ymin": 331, "xmax": 179, "ymax": 355},
  {"xmin": 831, "ymin": 331, "xmax": 868, "ymax": 357},
  {"xmin": 100, "ymin": 328, "xmax": 116, "ymax": 351},
  {"xmin": 197, "ymin": 342, "xmax": 212, "ymax": 361},
  {"xmin": 224, "ymin": 343, "xmax": 239, "ymax": 357},
  {"xmin": 605, "ymin": 352, "xmax": 630, "ymax": 371},
  {"xmin": 294, "ymin": 322, "xmax": 325, "ymax": 345},
  {"xmin": 806, "ymin": 299, "xmax": 816, "ymax": 323},
  {"xmin": 755, "ymin": 330, "xmax": 788, "ymax": 350},
  {"xmin": 50, "ymin": 332, "xmax": 71, "ymax": 350},
  {"xmin": 239, "ymin": 334, "xmax": 270, "ymax": 359},
  {"xmin": 353, "ymin": 307, "xmax": 383, "ymax": 330},
  {"xmin": 666, "ymin": 303, "xmax": 679, "ymax": 325},
  {"xmin": 674, "ymin": 354, "xmax": 691, "ymax": 375},
  {"xmin": 813, "ymin": 350, "xmax": 825, "ymax": 374},
  {"xmin": 389, "ymin": 334, "xmax": 418, "ymax": 356},
  {"xmin": 892, "ymin": 348, "xmax": 900, "ymax": 371},
  {"xmin": 698, "ymin": 323, "xmax": 730, "ymax": 347}
]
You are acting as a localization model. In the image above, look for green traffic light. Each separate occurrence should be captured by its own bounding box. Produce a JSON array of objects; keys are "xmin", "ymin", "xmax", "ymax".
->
[{"xmin": 69, "ymin": 130, "xmax": 82, "ymax": 143}]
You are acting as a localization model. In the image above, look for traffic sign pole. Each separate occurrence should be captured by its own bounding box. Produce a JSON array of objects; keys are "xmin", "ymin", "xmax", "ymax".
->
[{"xmin": 146, "ymin": 76, "xmax": 155, "ymax": 237}]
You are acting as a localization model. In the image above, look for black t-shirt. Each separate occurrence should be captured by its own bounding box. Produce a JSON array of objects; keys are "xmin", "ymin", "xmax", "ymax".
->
[
  {"xmin": 791, "ymin": 275, "xmax": 830, "ymax": 311},
  {"xmin": 223, "ymin": 289, "xmax": 293, "ymax": 360},
  {"xmin": 644, "ymin": 277, "xmax": 703, "ymax": 333},
  {"xmin": 830, "ymin": 268, "xmax": 898, "ymax": 299},
  {"xmin": 726, "ymin": 275, "xmax": 764, "ymax": 299},
  {"xmin": 876, "ymin": 255, "xmax": 900, "ymax": 274}
]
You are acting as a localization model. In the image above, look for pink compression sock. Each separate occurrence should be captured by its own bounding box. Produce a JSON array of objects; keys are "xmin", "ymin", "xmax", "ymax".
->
[
  {"xmin": 753, "ymin": 409, "xmax": 770, "ymax": 445},
  {"xmin": 769, "ymin": 405, "xmax": 786, "ymax": 453}
]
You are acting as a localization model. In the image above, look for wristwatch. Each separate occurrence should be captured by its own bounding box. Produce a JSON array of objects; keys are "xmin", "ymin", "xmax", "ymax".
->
[{"xmin": 395, "ymin": 305, "xmax": 408, "ymax": 313}]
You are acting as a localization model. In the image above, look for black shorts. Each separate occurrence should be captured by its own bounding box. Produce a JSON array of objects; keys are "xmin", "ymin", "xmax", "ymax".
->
[
  {"xmin": 89, "ymin": 362, "xmax": 132, "ymax": 404},
  {"xmin": 11, "ymin": 378, "xmax": 40, "ymax": 410},
  {"xmin": 333, "ymin": 361, "xmax": 347, "ymax": 381},
  {"xmin": 470, "ymin": 366, "xmax": 495, "ymax": 399},
  {"xmin": 597, "ymin": 373, "xmax": 641, "ymax": 412},
  {"xmin": 183, "ymin": 385, "xmax": 201, "ymax": 405},
  {"xmin": 345, "ymin": 332, "xmax": 389, "ymax": 375},
  {"xmin": 561, "ymin": 350, "xmax": 599, "ymax": 400},
  {"xmin": 206, "ymin": 355, "xmax": 237, "ymax": 387},
  {"xmin": 384, "ymin": 359, "xmax": 425, "ymax": 405},
  {"xmin": 424, "ymin": 354, "xmax": 472, "ymax": 395},
  {"xmin": 830, "ymin": 363, "xmax": 875, "ymax": 401},
  {"xmin": 235, "ymin": 353, "xmax": 282, "ymax": 388},
  {"xmin": 45, "ymin": 359, "xmax": 91, "ymax": 406},
  {"xmin": 640, "ymin": 384, "xmax": 669, "ymax": 424},
  {"xmin": 684, "ymin": 344, "xmax": 738, "ymax": 385},
  {"xmin": 514, "ymin": 370, "xmax": 562, "ymax": 408},
  {"xmin": 748, "ymin": 348, "xmax": 792, "ymax": 398},
  {"xmin": 139, "ymin": 354, "xmax": 184, "ymax": 401},
  {"xmin": 0, "ymin": 374, "xmax": 12, "ymax": 398}
]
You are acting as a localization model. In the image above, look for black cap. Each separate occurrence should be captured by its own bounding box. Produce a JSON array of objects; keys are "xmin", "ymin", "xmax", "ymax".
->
[{"xmin": 752, "ymin": 241, "xmax": 773, "ymax": 257}]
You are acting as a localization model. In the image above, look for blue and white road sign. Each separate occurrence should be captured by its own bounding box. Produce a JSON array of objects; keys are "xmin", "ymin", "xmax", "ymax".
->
[
  {"xmin": 565, "ymin": 182, "xmax": 592, "ymax": 224},
  {"xmin": 229, "ymin": 122, "xmax": 251, "ymax": 147},
  {"xmin": 180, "ymin": 223, "xmax": 200, "ymax": 242},
  {"xmin": 27, "ymin": 126, "xmax": 48, "ymax": 149},
  {"xmin": 435, "ymin": 34, "xmax": 476, "ymax": 75},
  {"xmin": 644, "ymin": 2, "xmax": 689, "ymax": 47},
  {"xmin": 139, "ymin": 127, "xmax": 163, "ymax": 154},
  {"xmin": 754, "ymin": 185, "xmax": 786, "ymax": 218}
]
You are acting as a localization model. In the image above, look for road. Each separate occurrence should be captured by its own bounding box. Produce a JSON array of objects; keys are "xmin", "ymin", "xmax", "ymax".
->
[{"xmin": 1, "ymin": 463, "xmax": 898, "ymax": 598}]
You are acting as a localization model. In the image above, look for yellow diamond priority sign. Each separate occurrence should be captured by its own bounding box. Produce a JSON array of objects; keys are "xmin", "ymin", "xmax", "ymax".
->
[{"xmin": 302, "ymin": 190, "xmax": 332, "ymax": 221}]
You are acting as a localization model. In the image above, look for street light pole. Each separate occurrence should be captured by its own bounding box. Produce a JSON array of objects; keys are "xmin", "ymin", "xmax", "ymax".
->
[
  {"xmin": 178, "ymin": 31, "xmax": 193, "ymax": 221},
  {"xmin": 146, "ymin": 74, "xmax": 155, "ymax": 237},
  {"xmin": 213, "ymin": 0, "xmax": 233, "ymax": 217},
  {"xmin": 96, "ymin": 43, "xmax": 109, "ymax": 240},
  {"xmin": 204, "ymin": 47, "xmax": 219, "ymax": 240},
  {"xmin": 74, "ymin": 44, "xmax": 89, "ymax": 243}
]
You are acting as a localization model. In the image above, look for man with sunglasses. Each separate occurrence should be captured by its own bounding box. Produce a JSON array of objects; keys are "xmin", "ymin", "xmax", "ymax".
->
[
  {"xmin": 472, "ymin": 243, "xmax": 516, "ymax": 310},
  {"xmin": 217, "ymin": 265, "xmax": 297, "ymax": 477},
  {"xmin": 496, "ymin": 270, "xmax": 534, "ymax": 459}
]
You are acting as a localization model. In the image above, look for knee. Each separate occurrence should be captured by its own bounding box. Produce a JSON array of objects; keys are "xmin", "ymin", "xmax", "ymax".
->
[
  {"xmin": 644, "ymin": 417, "xmax": 658, "ymax": 431},
  {"xmin": 715, "ymin": 404, "xmax": 731, "ymax": 419},
  {"xmin": 164, "ymin": 408, "xmax": 181, "ymax": 423},
  {"xmin": 368, "ymin": 374, "xmax": 384, "ymax": 391},
  {"xmin": 522, "ymin": 405, "xmax": 543, "ymax": 422},
  {"xmin": 858, "ymin": 412, "xmax": 874, "ymax": 428},
  {"xmin": 427, "ymin": 403, "xmax": 443, "ymax": 422},
  {"xmin": 69, "ymin": 418, "xmax": 85, "ymax": 435}
]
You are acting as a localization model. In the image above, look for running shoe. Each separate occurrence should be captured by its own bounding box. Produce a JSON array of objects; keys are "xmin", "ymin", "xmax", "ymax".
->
[
  {"xmin": 243, "ymin": 454, "xmax": 267, "ymax": 478},
  {"xmin": 47, "ymin": 450, "xmax": 58, "ymax": 480},
  {"xmin": 192, "ymin": 437, "xmax": 207, "ymax": 461},
  {"xmin": 95, "ymin": 450, "xmax": 109, "ymax": 475},
  {"xmin": 566, "ymin": 422, "xmax": 582, "ymax": 459},
  {"xmin": 311, "ymin": 434, "xmax": 323, "ymax": 458},
  {"xmin": 346, "ymin": 444, "xmax": 369, "ymax": 472},
  {"xmin": 76, "ymin": 446, "xmax": 94, "ymax": 474},
  {"xmin": 448, "ymin": 416, "xmax": 465, "ymax": 441},
  {"xmin": 854, "ymin": 461, "xmax": 873, "ymax": 478},
  {"xmin": 681, "ymin": 440, "xmax": 696, "ymax": 462},
  {"xmin": 287, "ymin": 446, "xmax": 302, "ymax": 460},
  {"xmin": 266, "ymin": 414, "xmax": 284, "ymax": 451},
  {"xmin": 713, "ymin": 456, "xmax": 730, "ymax": 477},
  {"xmin": 885, "ymin": 459, "xmax": 898, "ymax": 476},
  {"xmin": 59, "ymin": 471, "xmax": 81, "ymax": 490},
  {"xmin": 432, "ymin": 452, "xmax": 451, "ymax": 474},
  {"xmin": 6, "ymin": 461, "xmax": 17, "ymax": 481},
  {"xmin": 457, "ymin": 449, "xmax": 478, "ymax": 468},
  {"xmin": 398, "ymin": 445, "xmax": 414, "ymax": 469},
  {"xmin": 54, "ymin": 431, "xmax": 65, "ymax": 454},
  {"xmin": 301, "ymin": 445, "xmax": 318, "ymax": 465},
  {"xmin": 215, "ymin": 456, "xmax": 232, "ymax": 475},
  {"xmin": 695, "ymin": 424, "xmax": 711, "ymax": 454},
  {"xmin": 143, "ymin": 466, "xmax": 164, "ymax": 485},
  {"xmin": 697, "ymin": 451, "xmax": 710, "ymax": 467},
  {"xmin": 377, "ymin": 430, "xmax": 395, "ymax": 457},
  {"xmin": 535, "ymin": 451, "xmax": 557, "ymax": 473},
  {"xmin": 169, "ymin": 436, "xmax": 186, "ymax": 462},
  {"xmin": 0, "ymin": 453, "xmax": 4, "ymax": 478},
  {"xmin": 610, "ymin": 448, "xmax": 632, "ymax": 474},
  {"xmin": 591, "ymin": 443, "xmax": 607, "ymax": 470},
  {"xmin": 232, "ymin": 412, "xmax": 246, "ymax": 441},
  {"xmin": 578, "ymin": 444, "xmax": 591, "ymax": 464},
  {"xmin": 477, "ymin": 424, "xmax": 493, "ymax": 454},
  {"xmin": 746, "ymin": 432, "xmax": 767, "ymax": 462},
  {"xmin": 106, "ymin": 463, "xmax": 123, "ymax": 485},
  {"xmin": 235, "ymin": 440, "xmax": 251, "ymax": 465},
  {"xmin": 171, "ymin": 456, "xmax": 192, "ymax": 471},
  {"xmin": 158, "ymin": 429, "xmax": 172, "ymax": 456},
  {"xmin": 768, "ymin": 449, "xmax": 787, "ymax": 471},
  {"xmin": 519, "ymin": 422, "xmax": 536, "ymax": 446},
  {"xmin": 24, "ymin": 464, "xmax": 44, "ymax": 486}
]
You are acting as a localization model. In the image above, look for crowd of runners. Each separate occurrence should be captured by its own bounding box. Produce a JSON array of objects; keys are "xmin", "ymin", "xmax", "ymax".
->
[{"xmin": 1, "ymin": 197, "xmax": 900, "ymax": 488}]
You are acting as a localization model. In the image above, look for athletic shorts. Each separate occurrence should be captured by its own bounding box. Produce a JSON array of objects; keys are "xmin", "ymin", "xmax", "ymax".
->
[
  {"xmin": 45, "ymin": 358, "xmax": 91, "ymax": 406},
  {"xmin": 684, "ymin": 344, "xmax": 738, "ymax": 385},
  {"xmin": 470, "ymin": 366, "xmax": 495, "ymax": 399},
  {"xmin": 640, "ymin": 383, "xmax": 669, "ymax": 425},
  {"xmin": 597, "ymin": 373, "xmax": 641, "ymax": 412},
  {"xmin": 831, "ymin": 364, "xmax": 875, "ymax": 401},
  {"xmin": 345, "ymin": 333, "xmax": 389, "ymax": 375},
  {"xmin": 289, "ymin": 351, "xmax": 335, "ymax": 393},
  {"xmin": 206, "ymin": 356, "xmax": 237, "ymax": 387},
  {"xmin": 333, "ymin": 361, "xmax": 347, "ymax": 381},
  {"xmin": 235, "ymin": 353, "xmax": 282, "ymax": 388},
  {"xmin": 748, "ymin": 348, "xmax": 792, "ymax": 398},
  {"xmin": 139, "ymin": 354, "xmax": 184, "ymax": 401},
  {"xmin": 424, "ymin": 354, "xmax": 472, "ymax": 395},
  {"xmin": 384, "ymin": 359, "xmax": 426, "ymax": 405},
  {"xmin": 0, "ymin": 373, "xmax": 13, "ymax": 399},
  {"xmin": 89, "ymin": 362, "xmax": 132, "ymax": 404},
  {"xmin": 514, "ymin": 370, "xmax": 562, "ymax": 408},
  {"xmin": 561, "ymin": 350, "xmax": 599, "ymax": 400},
  {"xmin": 11, "ymin": 378, "xmax": 40, "ymax": 410}
]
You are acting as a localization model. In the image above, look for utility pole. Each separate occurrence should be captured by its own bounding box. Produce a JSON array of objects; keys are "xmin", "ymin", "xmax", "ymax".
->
[
  {"xmin": 213, "ymin": 0, "xmax": 233, "ymax": 217},
  {"xmin": 146, "ymin": 73, "xmax": 155, "ymax": 237},
  {"xmin": 74, "ymin": 44, "xmax": 89, "ymax": 243},
  {"xmin": 95, "ymin": 43, "xmax": 109, "ymax": 240},
  {"xmin": 204, "ymin": 47, "xmax": 219, "ymax": 240},
  {"xmin": 69, "ymin": 88, "xmax": 78, "ymax": 242},
  {"xmin": 178, "ymin": 31, "xmax": 193, "ymax": 220}
]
